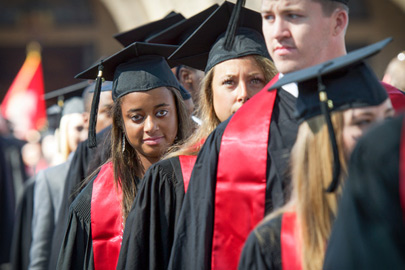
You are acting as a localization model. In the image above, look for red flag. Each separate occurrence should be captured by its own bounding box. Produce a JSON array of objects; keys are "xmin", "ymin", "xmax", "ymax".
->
[{"xmin": 1, "ymin": 42, "xmax": 47, "ymax": 139}]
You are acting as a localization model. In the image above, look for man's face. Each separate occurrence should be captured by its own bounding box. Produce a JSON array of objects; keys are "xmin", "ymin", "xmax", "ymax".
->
[{"xmin": 261, "ymin": 0, "xmax": 335, "ymax": 74}]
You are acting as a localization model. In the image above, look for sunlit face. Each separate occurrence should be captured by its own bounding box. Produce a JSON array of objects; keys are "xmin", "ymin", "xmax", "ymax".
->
[
  {"xmin": 212, "ymin": 56, "xmax": 267, "ymax": 122},
  {"xmin": 342, "ymin": 99, "xmax": 395, "ymax": 159},
  {"xmin": 67, "ymin": 113, "xmax": 87, "ymax": 153},
  {"xmin": 120, "ymin": 87, "xmax": 178, "ymax": 163},
  {"xmin": 96, "ymin": 91, "xmax": 114, "ymax": 133},
  {"xmin": 261, "ymin": 0, "xmax": 337, "ymax": 73}
]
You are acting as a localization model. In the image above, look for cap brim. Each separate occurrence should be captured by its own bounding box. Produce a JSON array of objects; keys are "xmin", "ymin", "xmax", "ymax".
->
[
  {"xmin": 269, "ymin": 38, "xmax": 393, "ymax": 90},
  {"xmin": 75, "ymin": 42, "xmax": 179, "ymax": 81}
]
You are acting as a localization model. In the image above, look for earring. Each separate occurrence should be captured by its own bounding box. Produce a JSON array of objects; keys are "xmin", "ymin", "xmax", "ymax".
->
[{"xmin": 122, "ymin": 133, "xmax": 126, "ymax": 153}]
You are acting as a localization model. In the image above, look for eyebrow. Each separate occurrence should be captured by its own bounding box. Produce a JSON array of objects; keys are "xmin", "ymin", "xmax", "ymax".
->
[{"xmin": 126, "ymin": 103, "xmax": 170, "ymax": 113}]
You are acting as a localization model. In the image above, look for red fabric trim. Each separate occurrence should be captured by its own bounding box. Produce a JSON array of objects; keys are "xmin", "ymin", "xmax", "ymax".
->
[
  {"xmin": 91, "ymin": 162, "xmax": 123, "ymax": 270},
  {"xmin": 281, "ymin": 212, "xmax": 302, "ymax": 270},
  {"xmin": 211, "ymin": 74, "xmax": 279, "ymax": 270},
  {"xmin": 179, "ymin": 155, "xmax": 197, "ymax": 193},
  {"xmin": 400, "ymin": 118, "xmax": 405, "ymax": 219}
]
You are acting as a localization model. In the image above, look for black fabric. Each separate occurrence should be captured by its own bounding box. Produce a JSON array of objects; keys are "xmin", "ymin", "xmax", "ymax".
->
[
  {"xmin": 167, "ymin": 89, "xmax": 298, "ymax": 269},
  {"xmin": 117, "ymin": 156, "xmax": 186, "ymax": 270},
  {"xmin": 48, "ymin": 126, "xmax": 111, "ymax": 270},
  {"xmin": 56, "ymin": 177, "xmax": 95, "ymax": 270},
  {"xmin": 270, "ymin": 38, "xmax": 391, "ymax": 122},
  {"xmin": 9, "ymin": 178, "xmax": 35, "ymax": 270},
  {"xmin": 324, "ymin": 115, "xmax": 405, "ymax": 270},
  {"xmin": 168, "ymin": 1, "xmax": 269, "ymax": 72},
  {"xmin": 238, "ymin": 215, "xmax": 283, "ymax": 270}
]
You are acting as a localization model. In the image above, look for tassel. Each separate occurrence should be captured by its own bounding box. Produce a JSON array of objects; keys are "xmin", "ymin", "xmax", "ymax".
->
[
  {"xmin": 87, "ymin": 62, "xmax": 104, "ymax": 148},
  {"xmin": 224, "ymin": 0, "xmax": 246, "ymax": 51},
  {"xmin": 316, "ymin": 63, "xmax": 341, "ymax": 193}
]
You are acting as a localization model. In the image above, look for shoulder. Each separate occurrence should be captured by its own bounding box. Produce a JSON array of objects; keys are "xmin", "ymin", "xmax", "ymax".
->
[{"xmin": 144, "ymin": 157, "xmax": 182, "ymax": 187}]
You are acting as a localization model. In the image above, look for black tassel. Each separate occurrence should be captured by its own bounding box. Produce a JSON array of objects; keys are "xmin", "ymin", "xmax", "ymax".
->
[
  {"xmin": 316, "ymin": 64, "xmax": 341, "ymax": 193},
  {"xmin": 87, "ymin": 63, "xmax": 104, "ymax": 148},
  {"xmin": 224, "ymin": 0, "xmax": 246, "ymax": 51}
]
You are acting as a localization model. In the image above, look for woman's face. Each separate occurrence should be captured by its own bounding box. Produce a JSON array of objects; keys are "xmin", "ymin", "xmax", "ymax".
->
[
  {"xmin": 120, "ymin": 87, "xmax": 178, "ymax": 162},
  {"xmin": 211, "ymin": 56, "xmax": 267, "ymax": 122},
  {"xmin": 342, "ymin": 98, "xmax": 395, "ymax": 159}
]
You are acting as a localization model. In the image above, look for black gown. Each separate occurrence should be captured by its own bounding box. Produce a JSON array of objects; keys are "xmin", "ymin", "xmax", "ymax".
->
[
  {"xmin": 168, "ymin": 89, "xmax": 298, "ymax": 269},
  {"xmin": 238, "ymin": 215, "xmax": 283, "ymax": 270},
  {"xmin": 323, "ymin": 115, "xmax": 405, "ymax": 269},
  {"xmin": 57, "ymin": 177, "xmax": 95, "ymax": 270},
  {"xmin": 49, "ymin": 126, "xmax": 111, "ymax": 270},
  {"xmin": 117, "ymin": 156, "xmax": 186, "ymax": 270}
]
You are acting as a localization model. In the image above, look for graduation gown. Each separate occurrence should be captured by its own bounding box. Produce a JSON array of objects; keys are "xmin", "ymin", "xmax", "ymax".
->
[
  {"xmin": 57, "ymin": 161, "xmax": 125, "ymax": 270},
  {"xmin": 117, "ymin": 155, "xmax": 196, "ymax": 270},
  {"xmin": 324, "ymin": 115, "xmax": 405, "ymax": 270},
  {"xmin": 49, "ymin": 126, "xmax": 111, "ymax": 270},
  {"xmin": 168, "ymin": 88, "xmax": 298, "ymax": 270}
]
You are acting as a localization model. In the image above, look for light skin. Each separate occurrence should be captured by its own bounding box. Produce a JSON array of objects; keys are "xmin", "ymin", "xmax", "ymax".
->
[
  {"xmin": 120, "ymin": 87, "xmax": 178, "ymax": 169},
  {"xmin": 67, "ymin": 113, "xmax": 87, "ymax": 153},
  {"xmin": 342, "ymin": 98, "xmax": 395, "ymax": 159},
  {"xmin": 95, "ymin": 91, "xmax": 114, "ymax": 133},
  {"xmin": 179, "ymin": 66, "xmax": 205, "ymax": 103},
  {"xmin": 212, "ymin": 56, "xmax": 267, "ymax": 122},
  {"xmin": 261, "ymin": 0, "xmax": 348, "ymax": 74}
]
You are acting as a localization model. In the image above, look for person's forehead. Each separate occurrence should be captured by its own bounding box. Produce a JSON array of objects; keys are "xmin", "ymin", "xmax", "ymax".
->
[{"xmin": 261, "ymin": 0, "xmax": 312, "ymax": 10}]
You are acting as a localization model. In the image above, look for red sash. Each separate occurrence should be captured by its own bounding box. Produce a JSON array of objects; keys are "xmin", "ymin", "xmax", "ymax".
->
[
  {"xmin": 400, "ymin": 117, "xmax": 405, "ymax": 219},
  {"xmin": 211, "ymin": 74, "xmax": 279, "ymax": 270},
  {"xmin": 281, "ymin": 212, "xmax": 302, "ymax": 270},
  {"xmin": 179, "ymin": 155, "xmax": 197, "ymax": 193},
  {"xmin": 91, "ymin": 162, "xmax": 123, "ymax": 270}
]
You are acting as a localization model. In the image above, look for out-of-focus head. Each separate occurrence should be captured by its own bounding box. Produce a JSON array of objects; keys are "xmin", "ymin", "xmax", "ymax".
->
[{"xmin": 382, "ymin": 51, "xmax": 405, "ymax": 93}]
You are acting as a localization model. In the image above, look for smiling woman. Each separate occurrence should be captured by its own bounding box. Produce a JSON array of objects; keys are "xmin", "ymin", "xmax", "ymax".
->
[{"xmin": 56, "ymin": 42, "xmax": 192, "ymax": 270}]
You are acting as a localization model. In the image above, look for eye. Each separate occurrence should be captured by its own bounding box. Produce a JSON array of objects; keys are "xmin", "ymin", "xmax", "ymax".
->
[
  {"xmin": 353, "ymin": 118, "xmax": 372, "ymax": 128},
  {"xmin": 251, "ymin": 77, "xmax": 265, "ymax": 85},
  {"xmin": 131, "ymin": 114, "xmax": 144, "ymax": 123},
  {"xmin": 156, "ymin": 110, "xmax": 168, "ymax": 118},
  {"xmin": 222, "ymin": 78, "xmax": 235, "ymax": 86},
  {"xmin": 287, "ymin": 13, "xmax": 300, "ymax": 19},
  {"xmin": 262, "ymin": 13, "xmax": 274, "ymax": 22}
]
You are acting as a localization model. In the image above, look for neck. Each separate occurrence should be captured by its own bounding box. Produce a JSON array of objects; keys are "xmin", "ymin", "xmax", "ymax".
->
[{"xmin": 138, "ymin": 155, "xmax": 159, "ymax": 177}]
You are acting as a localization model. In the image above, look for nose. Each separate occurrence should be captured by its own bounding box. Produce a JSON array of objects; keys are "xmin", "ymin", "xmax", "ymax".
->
[
  {"xmin": 273, "ymin": 17, "xmax": 290, "ymax": 41},
  {"xmin": 236, "ymin": 82, "xmax": 249, "ymax": 103},
  {"xmin": 144, "ymin": 116, "xmax": 158, "ymax": 133}
]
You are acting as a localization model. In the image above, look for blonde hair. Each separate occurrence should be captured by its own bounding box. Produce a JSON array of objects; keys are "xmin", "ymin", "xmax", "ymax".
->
[
  {"xmin": 261, "ymin": 112, "xmax": 347, "ymax": 270},
  {"xmin": 56, "ymin": 113, "xmax": 80, "ymax": 161},
  {"xmin": 166, "ymin": 55, "xmax": 278, "ymax": 158}
]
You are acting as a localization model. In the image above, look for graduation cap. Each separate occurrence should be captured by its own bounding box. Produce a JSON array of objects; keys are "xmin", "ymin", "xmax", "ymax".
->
[
  {"xmin": 169, "ymin": 1, "xmax": 270, "ymax": 73},
  {"xmin": 114, "ymin": 11, "xmax": 185, "ymax": 47},
  {"xmin": 334, "ymin": 0, "xmax": 349, "ymax": 5},
  {"xmin": 270, "ymin": 37, "xmax": 392, "ymax": 192},
  {"xmin": 75, "ymin": 42, "xmax": 181, "ymax": 148},
  {"xmin": 85, "ymin": 80, "xmax": 113, "ymax": 93},
  {"xmin": 145, "ymin": 4, "xmax": 219, "ymax": 45}
]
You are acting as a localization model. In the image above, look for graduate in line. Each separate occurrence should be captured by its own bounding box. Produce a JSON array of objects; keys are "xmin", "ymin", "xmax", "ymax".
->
[
  {"xmin": 56, "ymin": 42, "xmax": 192, "ymax": 270},
  {"xmin": 117, "ymin": 2, "xmax": 277, "ymax": 270},
  {"xmin": 239, "ymin": 38, "xmax": 394, "ymax": 270}
]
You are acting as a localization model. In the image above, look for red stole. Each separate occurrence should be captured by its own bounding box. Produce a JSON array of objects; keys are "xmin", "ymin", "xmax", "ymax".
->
[
  {"xmin": 91, "ymin": 162, "xmax": 123, "ymax": 270},
  {"xmin": 400, "ymin": 117, "xmax": 405, "ymax": 218},
  {"xmin": 179, "ymin": 155, "xmax": 197, "ymax": 193},
  {"xmin": 211, "ymin": 74, "xmax": 279, "ymax": 270},
  {"xmin": 281, "ymin": 212, "xmax": 302, "ymax": 270}
]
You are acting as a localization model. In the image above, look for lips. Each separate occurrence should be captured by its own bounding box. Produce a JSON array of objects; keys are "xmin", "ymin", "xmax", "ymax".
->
[
  {"xmin": 143, "ymin": 136, "xmax": 164, "ymax": 146},
  {"xmin": 274, "ymin": 45, "xmax": 295, "ymax": 56}
]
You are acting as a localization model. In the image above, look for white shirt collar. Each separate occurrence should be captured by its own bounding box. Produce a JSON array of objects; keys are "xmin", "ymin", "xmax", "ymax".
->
[{"xmin": 278, "ymin": 73, "xmax": 299, "ymax": 98}]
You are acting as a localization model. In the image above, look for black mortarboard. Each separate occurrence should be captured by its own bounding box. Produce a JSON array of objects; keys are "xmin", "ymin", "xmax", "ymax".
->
[
  {"xmin": 333, "ymin": 0, "xmax": 349, "ymax": 5},
  {"xmin": 114, "ymin": 11, "xmax": 185, "ymax": 47},
  {"xmin": 169, "ymin": 1, "xmax": 270, "ymax": 73},
  {"xmin": 62, "ymin": 97, "xmax": 84, "ymax": 116},
  {"xmin": 145, "ymin": 4, "xmax": 219, "ymax": 45},
  {"xmin": 270, "ymin": 37, "xmax": 392, "ymax": 192},
  {"xmin": 76, "ymin": 42, "xmax": 181, "ymax": 147}
]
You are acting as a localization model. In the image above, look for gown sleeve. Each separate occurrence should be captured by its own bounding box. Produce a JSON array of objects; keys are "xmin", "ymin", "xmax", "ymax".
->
[
  {"xmin": 57, "ymin": 179, "xmax": 95, "ymax": 270},
  {"xmin": 168, "ymin": 121, "xmax": 228, "ymax": 270},
  {"xmin": 238, "ymin": 215, "xmax": 282, "ymax": 270},
  {"xmin": 117, "ymin": 157, "xmax": 185, "ymax": 270}
]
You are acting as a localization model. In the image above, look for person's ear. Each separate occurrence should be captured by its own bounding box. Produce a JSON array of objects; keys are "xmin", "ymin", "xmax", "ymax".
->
[
  {"xmin": 82, "ymin": 112, "xmax": 90, "ymax": 130},
  {"xmin": 332, "ymin": 9, "xmax": 348, "ymax": 36},
  {"xmin": 179, "ymin": 67, "xmax": 193, "ymax": 86}
]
